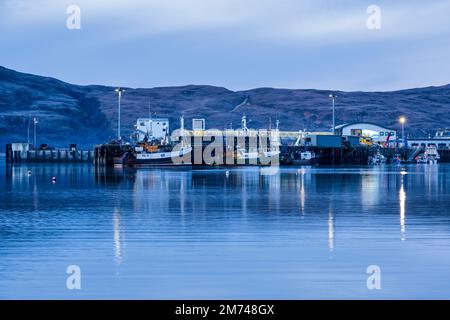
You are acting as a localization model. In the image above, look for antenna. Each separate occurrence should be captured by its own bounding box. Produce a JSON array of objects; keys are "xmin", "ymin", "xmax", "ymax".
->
[
  {"xmin": 27, "ymin": 115, "xmax": 31, "ymax": 144},
  {"xmin": 241, "ymin": 115, "xmax": 248, "ymax": 131}
]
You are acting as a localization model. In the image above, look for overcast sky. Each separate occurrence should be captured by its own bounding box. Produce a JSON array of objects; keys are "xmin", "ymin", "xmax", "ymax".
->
[{"xmin": 1, "ymin": 0, "xmax": 450, "ymax": 91}]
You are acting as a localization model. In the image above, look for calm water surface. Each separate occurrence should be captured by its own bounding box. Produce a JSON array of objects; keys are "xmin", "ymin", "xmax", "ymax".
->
[{"xmin": 1, "ymin": 160, "xmax": 450, "ymax": 299}]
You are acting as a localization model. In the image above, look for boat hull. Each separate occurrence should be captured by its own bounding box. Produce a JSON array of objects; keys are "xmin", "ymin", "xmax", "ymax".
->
[
  {"xmin": 123, "ymin": 148, "xmax": 192, "ymax": 167},
  {"xmin": 291, "ymin": 158, "xmax": 319, "ymax": 166}
]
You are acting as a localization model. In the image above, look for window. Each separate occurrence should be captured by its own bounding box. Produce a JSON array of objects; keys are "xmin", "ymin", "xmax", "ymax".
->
[
  {"xmin": 380, "ymin": 132, "xmax": 385, "ymax": 136},
  {"xmin": 140, "ymin": 122, "xmax": 145, "ymax": 126}
]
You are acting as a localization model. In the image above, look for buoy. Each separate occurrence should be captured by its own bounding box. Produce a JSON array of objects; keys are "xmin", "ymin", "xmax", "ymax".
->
[
  {"xmin": 27, "ymin": 170, "xmax": 32, "ymax": 176},
  {"xmin": 225, "ymin": 170, "xmax": 230, "ymax": 176},
  {"xmin": 52, "ymin": 176, "xmax": 57, "ymax": 183}
]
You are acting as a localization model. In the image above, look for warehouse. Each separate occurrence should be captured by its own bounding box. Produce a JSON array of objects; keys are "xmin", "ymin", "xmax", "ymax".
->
[{"xmin": 335, "ymin": 122, "xmax": 397, "ymax": 146}]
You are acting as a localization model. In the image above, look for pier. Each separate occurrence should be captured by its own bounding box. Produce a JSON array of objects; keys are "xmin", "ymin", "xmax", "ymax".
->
[
  {"xmin": 6, "ymin": 142, "xmax": 450, "ymax": 167},
  {"xmin": 6, "ymin": 121, "xmax": 450, "ymax": 167},
  {"xmin": 5, "ymin": 143, "xmax": 94, "ymax": 163}
]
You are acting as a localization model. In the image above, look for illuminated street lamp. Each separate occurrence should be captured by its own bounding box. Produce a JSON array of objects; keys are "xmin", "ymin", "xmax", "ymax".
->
[
  {"xmin": 115, "ymin": 88, "xmax": 125, "ymax": 141},
  {"xmin": 399, "ymin": 116, "xmax": 406, "ymax": 147},
  {"xmin": 329, "ymin": 94, "xmax": 338, "ymax": 134},
  {"xmin": 33, "ymin": 117, "xmax": 38, "ymax": 149}
]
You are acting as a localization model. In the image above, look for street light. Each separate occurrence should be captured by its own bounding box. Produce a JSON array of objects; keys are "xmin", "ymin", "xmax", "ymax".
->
[
  {"xmin": 115, "ymin": 88, "xmax": 125, "ymax": 141},
  {"xmin": 399, "ymin": 116, "xmax": 406, "ymax": 147},
  {"xmin": 33, "ymin": 117, "xmax": 38, "ymax": 149},
  {"xmin": 27, "ymin": 116, "xmax": 31, "ymax": 145},
  {"xmin": 329, "ymin": 94, "xmax": 338, "ymax": 134}
]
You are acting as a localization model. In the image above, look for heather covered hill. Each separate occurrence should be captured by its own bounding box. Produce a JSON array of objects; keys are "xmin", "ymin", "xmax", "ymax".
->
[{"xmin": 1, "ymin": 66, "xmax": 450, "ymax": 149}]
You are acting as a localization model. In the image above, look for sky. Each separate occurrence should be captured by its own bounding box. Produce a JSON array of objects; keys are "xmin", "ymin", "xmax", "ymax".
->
[{"xmin": 1, "ymin": 0, "xmax": 450, "ymax": 91}]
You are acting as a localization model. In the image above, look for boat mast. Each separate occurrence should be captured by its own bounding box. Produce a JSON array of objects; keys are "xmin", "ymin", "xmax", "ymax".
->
[{"xmin": 180, "ymin": 115, "xmax": 185, "ymax": 147}]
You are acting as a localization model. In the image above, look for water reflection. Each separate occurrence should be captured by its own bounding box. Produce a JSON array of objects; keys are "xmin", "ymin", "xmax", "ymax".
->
[
  {"xmin": 399, "ymin": 175, "xmax": 407, "ymax": 241},
  {"xmin": 328, "ymin": 201, "xmax": 334, "ymax": 253},
  {"xmin": 3, "ymin": 163, "xmax": 450, "ymax": 299},
  {"xmin": 298, "ymin": 168, "xmax": 306, "ymax": 215},
  {"xmin": 33, "ymin": 174, "xmax": 39, "ymax": 211},
  {"xmin": 113, "ymin": 207, "xmax": 122, "ymax": 265}
]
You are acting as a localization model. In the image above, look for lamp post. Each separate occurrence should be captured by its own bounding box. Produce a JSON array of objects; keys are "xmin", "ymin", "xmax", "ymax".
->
[
  {"xmin": 399, "ymin": 116, "xmax": 406, "ymax": 147},
  {"xmin": 33, "ymin": 117, "xmax": 38, "ymax": 149},
  {"xmin": 27, "ymin": 116, "xmax": 31, "ymax": 145},
  {"xmin": 329, "ymin": 94, "xmax": 338, "ymax": 134},
  {"xmin": 115, "ymin": 88, "xmax": 125, "ymax": 141}
]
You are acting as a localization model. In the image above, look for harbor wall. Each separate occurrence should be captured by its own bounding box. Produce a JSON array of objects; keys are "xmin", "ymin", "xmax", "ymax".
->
[
  {"xmin": 5, "ymin": 144, "xmax": 94, "ymax": 163},
  {"xmin": 7, "ymin": 142, "xmax": 450, "ymax": 166}
]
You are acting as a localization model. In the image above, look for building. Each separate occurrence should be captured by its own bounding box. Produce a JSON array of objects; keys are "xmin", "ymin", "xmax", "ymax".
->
[
  {"xmin": 406, "ymin": 128, "xmax": 450, "ymax": 149},
  {"xmin": 335, "ymin": 122, "xmax": 397, "ymax": 146},
  {"xmin": 11, "ymin": 143, "xmax": 31, "ymax": 158},
  {"xmin": 408, "ymin": 138, "xmax": 450, "ymax": 149},
  {"xmin": 135, "ymin": 118, "xmax": 169, "ymax": 142},
  {"xmin": 306, "ymin": 134, "xmax": 342, "ymax": 148}
]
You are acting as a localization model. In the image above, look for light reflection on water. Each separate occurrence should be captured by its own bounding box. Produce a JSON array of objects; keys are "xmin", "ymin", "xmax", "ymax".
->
[
  {"xmin": 1, "ymin": 162, "xmax": 450, "ymax": 299},
  {"xmin": 400, "ymin": 178, "xmax": 406, "ymax": 241}
]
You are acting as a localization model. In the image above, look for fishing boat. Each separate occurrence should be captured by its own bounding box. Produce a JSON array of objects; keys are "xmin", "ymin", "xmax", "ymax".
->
[
  {"xmin": 291, "ymin": 150, "xmax": 319, "ymax": 165},
  {"xmin": 369, "ymin": 151, "xmax": 386, "ymax": 165},
  {"xmin": 123, "ymin": 143, "xmax": 192, "ymax": 166},
  {"xmin": 236, "ymin": 148, "xmax": 259, "ymax": 162},
  {"xmin": 392, "ymin": 154, "xmax": 402, "ymax": 165},
  {"xmin": 417, "ymin": 146, "xmax": 440, "ymax": 164},
  {"xmin": 234, "ymin": 115, "xmax": 281, "ymax": 165},
  {"xmin": 122, "ymin": 115, "xmax": 192, "ymax": 166},
  {"xmin": 262, "ymin": 149, "xmax": 281, "ymax": 158}
]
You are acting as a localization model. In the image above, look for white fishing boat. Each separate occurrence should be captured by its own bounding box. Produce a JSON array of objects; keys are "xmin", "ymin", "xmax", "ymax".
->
[
  {"xmin": 417, "ymin": 146, "xmax": 440, "ymax": 164},
  {"xmin": 236, "ymin": 148, "xmax": 259, "ymax": 161},
  {"xmin": 291, "ymin": 150, "xmax": 319, "ymax": 165},
  {"xmin": 123, "ymin": 115, "xmax": 192, "ymax": 166},
  {"xmin": 124, "ymin": 144, "xmax": 192, "ymax": 166},
  {"xmin": 370, "ymin": 151, "xmax": 386, "ymax": 165},
  {"xmin": 262, "ymin": 150, "xmax": 281, "ymax": 158}
]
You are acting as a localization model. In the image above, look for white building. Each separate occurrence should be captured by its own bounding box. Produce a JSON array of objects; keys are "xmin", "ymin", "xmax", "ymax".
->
[
  {"xmin": 408, "ymin": 138, "xmax": 450, "ymax": 149},
  {"xmin": 335, "ymin": 122, "xmax": 397, "ymax": 145},
  {"xmin": 11, "ymin": 143, "xmax": 31, "ymax": 158},
  {"xmin": 135, "ymin": 118, "xmax": 169, "ymax": 142}
]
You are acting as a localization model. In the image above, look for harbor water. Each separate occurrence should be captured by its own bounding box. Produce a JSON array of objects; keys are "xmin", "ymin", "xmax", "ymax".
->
[{"xmin": 1, "ymin": 159, "xmax": 450, "ymax": 299}]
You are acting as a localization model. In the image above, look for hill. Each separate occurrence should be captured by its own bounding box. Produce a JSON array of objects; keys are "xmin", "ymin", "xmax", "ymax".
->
[{"xmin": 1, "ymin": 66, "xmax": 450, "ymax": 149}]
